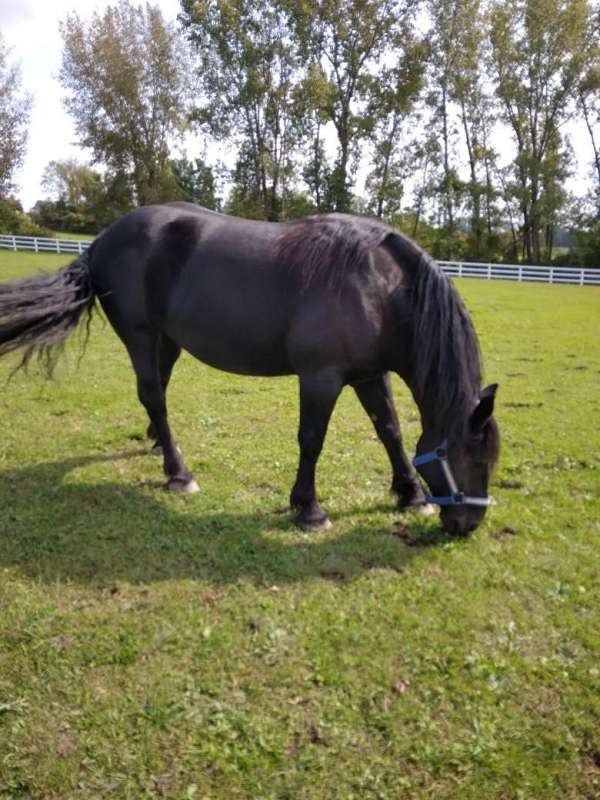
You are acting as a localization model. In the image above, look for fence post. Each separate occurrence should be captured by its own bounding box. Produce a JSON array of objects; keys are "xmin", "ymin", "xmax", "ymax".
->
[
  {"xmin": 518, "ymin": 265, "xmax": 523, "ymax": 281},
  {"xmin": 487, "ymin": 262, "xmax": 492, "ymax": 279},
  {"xmin": 580, "ymin": 270, "xmax": 585, "ymax": 287},
  {"xmin": 12, "ymin": 235, "xmax": 16, "ymax": 252},
  {"xmin": 549, "ymin": 268, "xmax": 554, "ymax": 284},
  {"xmin": 34, "ymin": 237, "xmax": 39, "ymax": 253},
  {"xmin": 78, "ymin": 240, "xmax": 83, "ymax": 254},
  {"xmin": 55, "ymin": 239, "xmax": 60, "ymax": 253}
]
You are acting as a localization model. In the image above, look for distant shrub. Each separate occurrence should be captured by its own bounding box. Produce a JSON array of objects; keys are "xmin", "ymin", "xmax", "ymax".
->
[{"xmin": 0, "ymin": 197, "xmax": 51, "ymax": 236}]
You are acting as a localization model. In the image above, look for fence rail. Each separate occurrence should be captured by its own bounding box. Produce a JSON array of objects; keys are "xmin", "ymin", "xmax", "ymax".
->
[
  {"xmin": 0, "ymin": 234, "xmax": 90, "ymax": 255},
  {"xmin": 438, "ymin": 259, "xmax": 600, "ymax": 286},
  {"xmin": 1, "ymin": 234, "xmax": 599, "ymax": 286}
]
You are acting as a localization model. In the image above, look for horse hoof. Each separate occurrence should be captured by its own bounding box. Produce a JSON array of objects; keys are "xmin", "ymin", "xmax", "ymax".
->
[
  {"xmin": 165, "ymin": 478, "xmax": 200, "ymax": 495},
  {"xmin": 295, "ymin": 513, "xmax": 332, "ymax": 532}
]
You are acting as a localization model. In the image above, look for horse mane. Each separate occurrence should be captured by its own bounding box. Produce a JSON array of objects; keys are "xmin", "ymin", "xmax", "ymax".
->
[
  {"xmin": 384, "ymin": 233, "xmax": 486, "ymax": 441},
  {"xmin": 277, "ymin": 215, "xmax": 493, "ymax": 443},
  {"xmin": 276, "ymin": 214, "xmax": 387, "ymax": 290}
]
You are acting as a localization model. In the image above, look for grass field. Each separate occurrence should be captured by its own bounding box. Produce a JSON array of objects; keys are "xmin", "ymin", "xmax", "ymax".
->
[
  {"xmin": 0, "ymin": 250, "xmax": 599, "ymax": 799},
  {"xmin": 50, "ymin": 231, "xmax": 95, "ymax": 241}
]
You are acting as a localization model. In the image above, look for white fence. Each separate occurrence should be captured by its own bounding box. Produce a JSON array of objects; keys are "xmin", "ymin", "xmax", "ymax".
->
[
  {"xmin": 0, "ymin": 234, "xmax": 90, "ymax": 255},
  {"xmin": 438, "ymin": 259, "xmax": 600, "ymax": 286},
  {"xmin": 1, "ymin": 234, "xmax": 599, "ymax": 286}
]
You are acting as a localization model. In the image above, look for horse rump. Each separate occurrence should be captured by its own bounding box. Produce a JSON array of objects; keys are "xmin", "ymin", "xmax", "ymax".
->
[{"xmin": 0, "ymin": 250, "xmax": 96, "ymax": 376}]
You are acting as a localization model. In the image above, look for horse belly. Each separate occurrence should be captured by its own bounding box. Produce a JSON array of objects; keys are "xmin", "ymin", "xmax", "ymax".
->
[{"xmin": 164, "ymin": 280, "xmax": 293, "ymax": 377}]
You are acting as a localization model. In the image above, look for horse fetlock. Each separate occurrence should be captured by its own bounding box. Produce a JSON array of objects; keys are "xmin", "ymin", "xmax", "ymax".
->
[
  {"xmin": 393, "ymin": 480, "xmax": 427, "ymax": 509},
  {"xmin": 293, "ymin": 501, "xmax": 331, "ymax": 532}
]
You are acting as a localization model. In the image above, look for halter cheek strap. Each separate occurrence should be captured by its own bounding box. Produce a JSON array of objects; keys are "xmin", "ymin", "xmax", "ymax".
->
[{"xmin": 413, "ymin": 441, "xmax": 492, "ymax": 507}]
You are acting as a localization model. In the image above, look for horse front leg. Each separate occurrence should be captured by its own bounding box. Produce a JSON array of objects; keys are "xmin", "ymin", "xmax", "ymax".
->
[
  {"xmin": 290, "ymin": 370, "xmax": 342, "ymax": 531},
  {"xmin": 353, "ymin": 373, "xmax": 428, "ymax": 510}
]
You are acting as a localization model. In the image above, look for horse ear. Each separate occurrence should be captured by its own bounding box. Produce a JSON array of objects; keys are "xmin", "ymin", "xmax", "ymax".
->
[{"xmin": 470, "ymin": 383, "xmax": 498, "ymax": 433}]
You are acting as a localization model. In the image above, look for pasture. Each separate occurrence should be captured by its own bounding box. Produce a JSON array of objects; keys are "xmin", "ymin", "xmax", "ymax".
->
[{"xmin": 0, "ymin": 250, "xmax": 599, "ymax": 799}]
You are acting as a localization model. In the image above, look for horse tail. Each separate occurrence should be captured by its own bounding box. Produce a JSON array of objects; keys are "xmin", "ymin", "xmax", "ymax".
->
[{"xmin": 0, "ymin": 247, "xmax": 97, "ymax": 377}]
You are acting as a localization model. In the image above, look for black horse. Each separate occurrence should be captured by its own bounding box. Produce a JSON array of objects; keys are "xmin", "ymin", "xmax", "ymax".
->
[{"xmin": 0, "ymin": 204, "xmax": 499, "ymax": 534}]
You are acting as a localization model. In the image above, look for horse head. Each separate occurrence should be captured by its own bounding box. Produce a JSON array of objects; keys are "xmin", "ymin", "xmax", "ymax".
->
[{"xmin": 414, "ymin": 384, "xmax": 500, "ymax": 535}]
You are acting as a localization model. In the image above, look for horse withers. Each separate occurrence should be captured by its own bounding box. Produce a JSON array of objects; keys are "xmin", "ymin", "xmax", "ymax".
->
[{"xmin": 0, "ymin": 204, "xmax": 499, "ymax": 534}]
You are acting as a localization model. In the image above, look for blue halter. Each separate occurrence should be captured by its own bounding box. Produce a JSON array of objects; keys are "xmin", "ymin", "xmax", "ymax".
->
[{"xmin": 412, "ymin": 441, "xmax": 492, "ymax": 507}]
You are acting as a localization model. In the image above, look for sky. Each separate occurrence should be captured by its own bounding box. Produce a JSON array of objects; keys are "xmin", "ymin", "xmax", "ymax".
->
[
  {"xmin": 1, "ymin": 0, "xmax": 182, "ymax": 210},
  {"xmin": 1, "ymin": 0, "xmax": 596, "ymax": 212}
]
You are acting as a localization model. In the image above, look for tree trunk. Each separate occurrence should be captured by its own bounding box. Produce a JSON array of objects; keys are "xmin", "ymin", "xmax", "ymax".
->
[
  {"xmin": 441, "ymin": 82, "xmax": 454, "ymax": 229},
  {"xmin": 460, "ymin": 98, "xmax": 481, "ymax": 257},
  {"xmin": 579, "ymin": 89, "xmax": 600, "ymax": 213}
]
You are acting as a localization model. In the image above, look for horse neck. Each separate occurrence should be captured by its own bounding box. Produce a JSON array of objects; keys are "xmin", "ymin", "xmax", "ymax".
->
[{"xmin": 405, "ymin": 372, "xmax": 447, "ymax": 439}]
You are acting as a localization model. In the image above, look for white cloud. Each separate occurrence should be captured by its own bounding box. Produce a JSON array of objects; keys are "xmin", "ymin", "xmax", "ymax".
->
[{"xmin": 0, "ymin": 0, "xmax": 36, "ymax": 28}]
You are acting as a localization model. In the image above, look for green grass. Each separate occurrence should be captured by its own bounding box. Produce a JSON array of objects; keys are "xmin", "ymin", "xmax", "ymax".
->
[
  {"xmin": 50, "ymin": 231, "xmax": 95, "ymax": 241},
  {"xmin": 0, "ymin": 251, "xmax": 599, "ymax": 799}
]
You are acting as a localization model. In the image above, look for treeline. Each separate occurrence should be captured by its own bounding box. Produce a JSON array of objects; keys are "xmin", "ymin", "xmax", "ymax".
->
[{"xmin": 1, "ymin": 0, "xmax": 599, "ymax": 264}]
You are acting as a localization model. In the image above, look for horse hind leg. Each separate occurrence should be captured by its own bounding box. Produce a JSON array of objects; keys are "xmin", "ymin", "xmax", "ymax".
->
[
  {"xmin": 147, "ymin": 333, "xmax": 181, "ymax": 452},
  {"xmin": 127, "ymin": 331, "xmax": 198, "ymax": 494}
]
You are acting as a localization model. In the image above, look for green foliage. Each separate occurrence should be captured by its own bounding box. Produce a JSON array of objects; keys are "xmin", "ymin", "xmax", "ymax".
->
[
  {"xmin": 364, "ymin": 38, "xmax": 428, "ymax": 219},
  {"xmin": 180, "ymin": 0, "xmax": 300, "ymax": 220},
  {"xmin": 0, "ymin": 34, "xmax": 32, "ymax": 196},
  {"xmin": 0, "ymin": 197, "xmax": 50, "ymax": 236},
  {"xmin": 59, "ymin": 0, "xmax": 190, "ymax": 206},
  {"xmin": 45, "ymin": 0, "xmax": 600, "ymax": 259},
  {"xmin": 489, "ymin": 0, "xmax": 595, "ymax": 263},
  {"xmin": 0, "ymin": 250, "xmax": 600, "ymax": 797},
  {"xmin": 171, "ymin": 157, "xmax": 221, "ymax": 210},
  {"xmin": 30, "ymin": 159, "xmax": 135, "ymax": 234},
  {"xmin": 286, "ymin": 0, "xmax": 420, "ymax": 213},
  {"xmin": 570, "ymin": 219, "xmax": 600, "ymax": 266}
]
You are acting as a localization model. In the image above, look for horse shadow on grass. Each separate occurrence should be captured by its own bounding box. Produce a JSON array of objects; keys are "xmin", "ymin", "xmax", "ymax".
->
[{"xmin": 0, "ymin": 449, "xmax": 455, "ymax": 587}]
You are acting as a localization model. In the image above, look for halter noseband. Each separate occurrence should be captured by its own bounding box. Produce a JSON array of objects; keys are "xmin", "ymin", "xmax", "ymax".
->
[{"xmin": 412, "ymin": 441, "xmax": 492, "ymax": 507}]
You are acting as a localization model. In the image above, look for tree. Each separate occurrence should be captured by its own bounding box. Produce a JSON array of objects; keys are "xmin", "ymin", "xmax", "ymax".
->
[
  {"xmin": 442, "ymin": 0, "xmax": 501, "ymax": 259},
  {"xmin": 180, "ymin": 0, "xmax": 300, "ymax": 221},
  {"xmin": 287, "ymin": 0, "xmax": 420, "ymax": 213},
  {"xmin": 171, "ymin": 156, "xmax": 221, "ymax": 210},
  {"xmin": 296, "ymin": 62, "xmax": 334, "ymax": 211},
  {"xmin": 41, "ymin": 159, "xmax": 103, "ymax": 209},
  {"xmin": 577, "ymin": 35, "xmax": 600, "ymax": 215},
  {"xmin": 32, "ymin": 159, "xmax": 134, "ymax": 233},
  {"xmin": 59, "ymin": 0, "xmax": 190, "ymax": 206},
  {"xmin": 489, "ymin": 0, "xmax": 595, "ymax": 263},
  {"xmin": 426, "ymin": 0, "xmax": 464, "ymax": 233},
  {"xmin": 364, "ymin": 37, "xmax": 428, "ymax": 219},
  {"xmin": 0, "ymin": 35, "xmax": 32, "ymax": 196}
]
